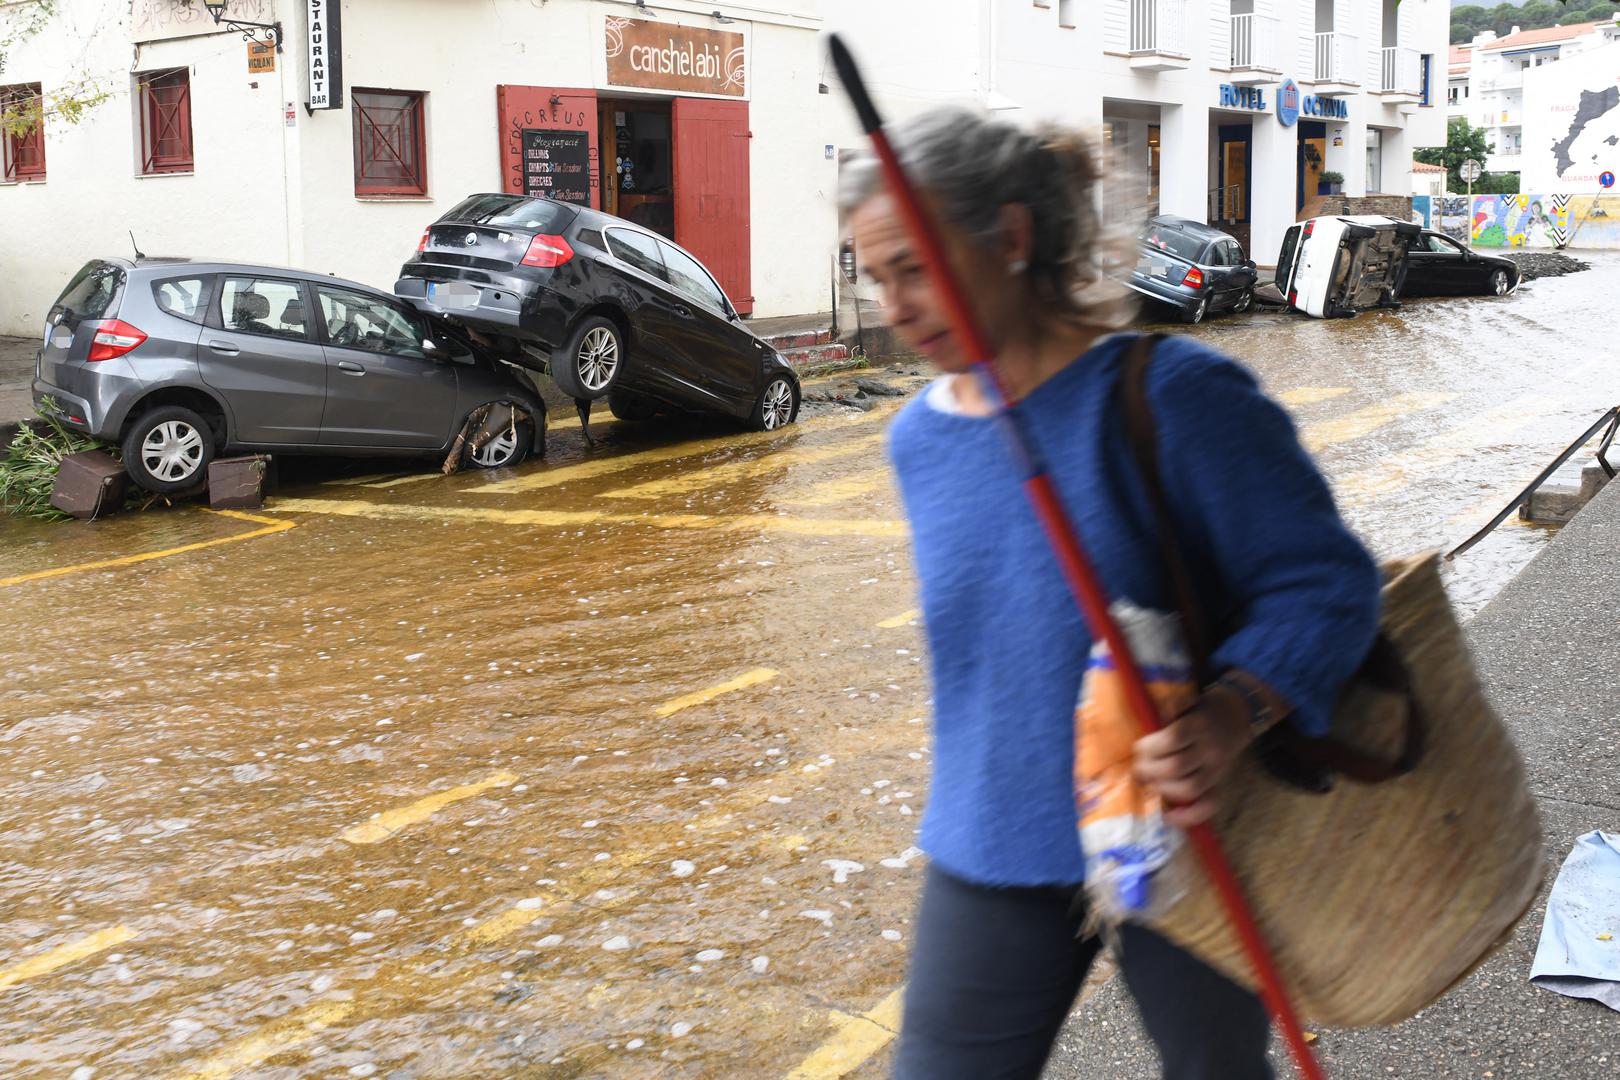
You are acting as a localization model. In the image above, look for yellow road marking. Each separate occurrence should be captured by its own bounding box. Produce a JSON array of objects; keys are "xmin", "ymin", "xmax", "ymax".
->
[
  {"xmin": 168, "ymin": 1000, "xmax": 354, "ymax": 1080},
  {"xmin": 1277, "ymin": 387, "xmax": 1351, "ymax": 408},
  {"xmin": 785, "ymin": 988, "xmax": 905, "ymax": 1080},
  {"xmin": 603, "ymin": 432, "xmax": 887, "ymax": 500},
  {"xmin": 1302, "ymin": 392, "xmax": 1455, "ymax": 453},
  {"xmin": 267, "ymin": 498, "xmax": 907, "ymax": 538},
  {"xmin": 1334, "ymin": 395, "xmax": 1552, "ymax": 505},
  {"xmin": 360, "ymin": 472, "xmax": 443, "ymax": 489},
  {"xmin": 655, "ymin": 667, "xmax": 779, "ymax": 718},
  {"xmin": 472, "ymin": 406, "xmax": 894, "ymax": 495},
  {"xmin": 341, "ymin": 771, "xmax": 518, "ymax": 845},
  {"xmin": 783, "ymin": 470, "xmax": 891, "ymax": 508},
  {"xmin": 0, "ymin": 925, "xmax": 136, "ymax": 991},
  {"xmin": 877, "ymin": 609, "xmax": 920, "ymax": 629},
  {"xmin": 0, "ymin": 509, "xmax": 296, "ymax": 589}
]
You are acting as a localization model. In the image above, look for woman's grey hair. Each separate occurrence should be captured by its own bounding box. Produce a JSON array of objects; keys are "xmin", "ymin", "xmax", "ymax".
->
[{"xmin": 839, "ymin": 106, "xmax": 1141, "ymax": 331}]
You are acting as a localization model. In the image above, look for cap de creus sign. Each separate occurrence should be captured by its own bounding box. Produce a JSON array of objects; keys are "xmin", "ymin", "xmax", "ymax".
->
[{"xmin": 605, "ymin": 16, "xmax": 746, "ymax": 98}]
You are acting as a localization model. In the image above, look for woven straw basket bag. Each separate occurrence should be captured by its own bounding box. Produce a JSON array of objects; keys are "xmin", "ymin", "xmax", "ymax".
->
[{"xmin": 1121, "ymin": 338, "xmax": 1545, "ymax": 1027}]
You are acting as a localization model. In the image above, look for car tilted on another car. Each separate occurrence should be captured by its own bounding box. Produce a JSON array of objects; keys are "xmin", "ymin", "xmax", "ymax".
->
[
  {"xmin": 394, "ymin": 193, "xmax": 800, "ymax": 432},
  {"xmin": 1127, "ymin": 216, "xmax": 1259, "ymax": 325},
  {"xmin": 34, "ymin": 259, "xmax": 543, "ymax": 493},
  {"xmin": 1273, "ymin": 215, "xmax": 1421, "ymax": 319}
]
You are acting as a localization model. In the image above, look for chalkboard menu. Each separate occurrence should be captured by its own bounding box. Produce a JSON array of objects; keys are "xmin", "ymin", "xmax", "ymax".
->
[{"xmin": 522, "ymin": 129, "xmax": 591, "ymax": 205}]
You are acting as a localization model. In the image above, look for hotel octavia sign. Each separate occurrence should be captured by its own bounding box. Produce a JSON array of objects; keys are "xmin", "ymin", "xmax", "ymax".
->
[{"xmin": 605, "ymin": 16, "xmax": 746, "ymax": 98}]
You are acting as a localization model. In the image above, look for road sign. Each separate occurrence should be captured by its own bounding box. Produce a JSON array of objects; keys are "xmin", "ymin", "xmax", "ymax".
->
[
  {"xmin": 1601, "ymin": 171, "xmax": 1616, "ymax": 190},
  {"xmin": 1460, "ymin": 159, "xmax": 1483, "ymax": 183}
]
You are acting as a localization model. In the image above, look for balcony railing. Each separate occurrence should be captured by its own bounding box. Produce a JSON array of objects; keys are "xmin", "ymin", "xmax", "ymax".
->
[
  {"xmin": 1230, "ymin": 13, "xmax": 1281, "ymax": 71},
  {"xmin": 1381, "ymin": 46, "xmax": 1423, "ymax": 95},
  {"xmin": 1130, "ymin": 0, "xmax": 1188, "ymax": 57},
  {"xmin": 1313, "ymin": 31, "xmax": 1361, "ymax": 85}
]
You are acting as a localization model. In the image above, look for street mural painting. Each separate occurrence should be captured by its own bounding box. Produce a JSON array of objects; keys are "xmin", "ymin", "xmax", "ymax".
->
[
  {"xmin": 1438, "ymin": 197, "xmax": 1471, "ymax": 243},
  {"xmin": 1567, "ymin": 195, "xmax": 1620, "ymax": 249},
  {"xmin": 1470, "ymin": 194, "xmax": 1570, "ymax": 249},
  {"xmin": 1412, "ymin": 195, "xmax": 1433, "ymax": 230}
]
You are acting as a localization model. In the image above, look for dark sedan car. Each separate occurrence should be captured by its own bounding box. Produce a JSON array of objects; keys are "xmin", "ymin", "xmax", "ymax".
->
[
  {"xmin": 1127, "ymin": 216, "xmax": 1259, "ymax": 324},
  {"xmin": 34, "ymin": 258, "xmax": 544, "ymax": 494},
  {"xmin": 1400, "ymin": 231, "xmax": 1520, "ymax": 298},
  {"xmin": 395, "ymin": 194, "xmax": 799, "ymax": 431}
]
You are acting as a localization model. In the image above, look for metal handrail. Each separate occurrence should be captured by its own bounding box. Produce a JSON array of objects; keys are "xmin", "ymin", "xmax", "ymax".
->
[{"xmin": 1446, "ymin": 406, "xmax": 1620, "ymax": 560}]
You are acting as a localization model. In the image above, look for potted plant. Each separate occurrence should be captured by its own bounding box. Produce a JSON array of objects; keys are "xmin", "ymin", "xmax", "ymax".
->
[{"xmin": 1318, "ymin": 170, "xmax": 1344, "ymax": 196}]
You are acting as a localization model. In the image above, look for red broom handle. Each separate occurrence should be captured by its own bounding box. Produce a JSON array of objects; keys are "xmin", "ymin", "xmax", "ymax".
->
[{"xmin": 828, "ymin": 35, "xmax": 1325, "ymax": 1080}]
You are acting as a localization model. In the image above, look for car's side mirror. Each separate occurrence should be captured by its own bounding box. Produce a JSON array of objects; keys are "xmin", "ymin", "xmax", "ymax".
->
[{"xmin": 1242, "ymin": 259, "xmax": 1257, "ymax": 271}]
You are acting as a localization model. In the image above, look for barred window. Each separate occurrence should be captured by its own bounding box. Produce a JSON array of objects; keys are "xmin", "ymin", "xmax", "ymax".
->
[
  {"xmin": 353, "ymin": 89, "xmax": 427, "ymax": 196},
  {"xmin": 2, "ymin": 83, "xmax": 46, "ymax": 182},
  {"xmin": 138, "ymin": 69, "xmax": 193, "ymax": 175}
]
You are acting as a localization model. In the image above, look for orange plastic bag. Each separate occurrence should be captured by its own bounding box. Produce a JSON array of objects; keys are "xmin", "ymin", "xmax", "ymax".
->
[{"xmin": 1075, "ymin": 601, "xmax": 1197, "ymax": 920}]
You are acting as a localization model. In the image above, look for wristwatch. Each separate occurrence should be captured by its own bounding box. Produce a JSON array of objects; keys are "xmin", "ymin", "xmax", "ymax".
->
[{"xmin": 1214, "ymin": 671, "xmax": 1278, "ymax": 736}]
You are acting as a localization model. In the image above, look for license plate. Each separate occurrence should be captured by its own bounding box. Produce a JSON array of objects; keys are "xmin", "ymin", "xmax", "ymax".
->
[{"xmin": 429, "ymin": 282, "xmax": 479, "ymax": 309}]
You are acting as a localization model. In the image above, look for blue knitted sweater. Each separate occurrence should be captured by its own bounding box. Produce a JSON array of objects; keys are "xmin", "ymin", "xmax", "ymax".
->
[{"xmin": 887, "ymin": 334, "xmax": 1379, "ymax": 887}]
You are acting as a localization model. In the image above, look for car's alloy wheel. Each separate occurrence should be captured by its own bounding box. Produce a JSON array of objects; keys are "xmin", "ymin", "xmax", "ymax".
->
[
  {"xmin": 750, "ymin": 376, "xmax": 798, "ymax": 432},
  {"xmin": 577, "ymin": 326, "xmax": 620, "ymax": 393},
  {"xmin": 1182, "ymin": 297, "xmax": 1208, "ymax": 325},
  {"xmin": 1490, "ymin": 269, "xmax": 1511, "ymax": 296},
  {"xmin": 760, "ymin": 378, "xmax": 794, "ymax": 430},
  {"xmin": 1232, "ymin": 288, "xmax": 1253, "ymax": 314},
  {"xmin": 121, "ymin": 404, "xmax": 216, "ymax": 495},
  {"xmin": 471, "ymin": 426, "xmax": 522, "ymax": 468},
  {"xmin": 143, "ymin": 421, "xmax": 205, "ymax": 483}
]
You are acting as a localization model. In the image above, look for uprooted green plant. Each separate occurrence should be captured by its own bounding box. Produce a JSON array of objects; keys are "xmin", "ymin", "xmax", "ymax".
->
[{"xmin": 0, "ymin": 399, "xmax": 114, "ymax": 520}]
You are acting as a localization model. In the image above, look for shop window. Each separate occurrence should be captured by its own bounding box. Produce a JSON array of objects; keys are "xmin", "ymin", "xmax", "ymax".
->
[
  {"xmin": 138, "ymin": 69, "xmax": 192, "ymax": 175},
  {"xmin": 353, "ymin": 89, "xmax": 427, "ymax": 196},
  {"xmin": 1420, "ymin": 54, "xmax": 1432, "ymax": 106},
  {"xmin": 1, "ymin": 83, "xmax": 46, "ymax": 182}
]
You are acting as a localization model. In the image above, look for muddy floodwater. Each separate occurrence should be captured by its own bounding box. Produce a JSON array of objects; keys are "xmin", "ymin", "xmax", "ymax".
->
[{"xmin": 1, "ymin": 255, "xmax": 1614, "ymax": 1078}]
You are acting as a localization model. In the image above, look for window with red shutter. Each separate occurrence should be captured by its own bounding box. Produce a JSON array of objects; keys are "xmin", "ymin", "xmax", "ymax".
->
[
  {"xmin": 138, "ymin": 69, "xmax": 193, "ymax": 175},
  {"xmin": 353, "ymin": 90, "xmax": 427, "ymax": 196},
  {"xmin": 1, "ymin": 83, "xmax": 46, "ymax": 183}
]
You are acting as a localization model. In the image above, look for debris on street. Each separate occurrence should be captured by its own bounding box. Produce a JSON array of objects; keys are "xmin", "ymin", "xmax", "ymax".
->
[
  {"xmin": 1502, "ymin": 251, "xmax": 1590, "ymax": 281},
  {"xmin": 1531, "ymin": 830, "xmax": 1620, "ymax": 1012}
]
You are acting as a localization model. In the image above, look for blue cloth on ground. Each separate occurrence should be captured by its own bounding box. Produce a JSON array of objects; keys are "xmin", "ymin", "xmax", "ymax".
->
[{"xmin": 1530, "ymin": 830, "xmax": 1620, "ymax": 1011}]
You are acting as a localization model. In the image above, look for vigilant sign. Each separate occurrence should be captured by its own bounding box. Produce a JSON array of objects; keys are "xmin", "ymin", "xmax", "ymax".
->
[
  {"xmin": 605, "ymin": 16, "xmax": 746, "ymax": 98},
  {"xmin": 307, "ymin": 0, "xmax": 343, "ymax": 110}
]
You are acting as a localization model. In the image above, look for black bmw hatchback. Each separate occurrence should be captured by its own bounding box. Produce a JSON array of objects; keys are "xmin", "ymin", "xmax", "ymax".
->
[{"xmin": 395, "ymin": 194, "xmax": 799, "ymax": 431}]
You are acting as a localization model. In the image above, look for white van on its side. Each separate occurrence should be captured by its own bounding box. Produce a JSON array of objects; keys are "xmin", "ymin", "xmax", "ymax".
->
[{"xmin": 1274, "ymin": 215, "xmax": 1422, "ymax": 319}]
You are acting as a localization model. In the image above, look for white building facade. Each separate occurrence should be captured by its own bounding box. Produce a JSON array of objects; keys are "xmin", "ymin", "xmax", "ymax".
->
[
  {"xmin": 1, "ymin": 1, "xmax": 1452, "ymax": 338},
  {"xmin": 825, "ymin": 0, "xmax": 1450, "ymax": 268},
  {"xmin": 1457, "ymin": 18, "xmax": 1620, "ymax": 178},
  {"xmin": 0, "ymin": 0, "xmax": 833, "ymax": 337}
]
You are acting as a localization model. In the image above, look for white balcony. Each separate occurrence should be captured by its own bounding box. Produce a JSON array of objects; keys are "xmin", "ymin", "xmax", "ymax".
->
[
  {"xmin": 1378, "ymin": 45, "xmax": 1424, "ymax": 102},
  {"xmin": 1311, "ymin": 30, "xmax": 1361, "ymax": 95},
  {"xmin": 1129, "ymin": 0, "xmax": 1189, "ymax": 71},
  {"xmin": 1228, "ymin": 13, "xmax": 1282, "ymax": 84},
  {"xmin": 1487, "ymin": 151, "xmax": 1523, "ymax": 173}
]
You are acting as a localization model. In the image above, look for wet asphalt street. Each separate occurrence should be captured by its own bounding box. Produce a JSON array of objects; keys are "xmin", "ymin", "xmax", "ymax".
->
[{"xmin": 2, "ymin": 254, "xmax": 1616, "ymax": 1079}]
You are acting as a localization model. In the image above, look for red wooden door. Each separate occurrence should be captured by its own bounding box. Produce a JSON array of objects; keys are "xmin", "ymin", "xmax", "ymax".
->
[
  {"xmin": 496, "ymin": 86, "xmax": 599, "ymax": 208},
  {"xmin": 672, "ymin": 98, "xmax": 753, "ymax": 315}
]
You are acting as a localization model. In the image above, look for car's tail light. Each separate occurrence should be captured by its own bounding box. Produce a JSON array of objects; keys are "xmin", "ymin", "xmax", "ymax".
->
[
  {"xmin": 521, "ymin": 233, "xmax": 574, "ymax": 268},
  {"xmin": 1288, "ymin": 289, "xmax": 1299, "ymax": 307},
  {"xmin": 86, "ymin": 319, "xmax": 147, "ymax": 361},
  {"xmin": 416, "ymin": 228, "xmax": 432, "ymax": 254},
  {"xmin": 1303, "ymin": 220, "xmax": 1315, "ymax": 238},
  {"xmin": 1182, "ymin": 267, "xmax": 1205, "ymax": 289}
]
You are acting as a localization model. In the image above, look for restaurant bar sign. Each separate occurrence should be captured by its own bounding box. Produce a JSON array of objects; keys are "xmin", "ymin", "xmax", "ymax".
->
[
  {"xmin": 307, "ymin": 0, "xmax": 344, "ymax": 110},
  {"xmin": 604, "ymin": 16, "xmax": 746, "ymax": 98}
]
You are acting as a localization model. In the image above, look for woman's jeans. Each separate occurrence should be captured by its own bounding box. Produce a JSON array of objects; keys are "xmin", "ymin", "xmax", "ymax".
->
[{"xmin": 894, "ymin": 864, "xmax": 1273, "ymax": 1079}]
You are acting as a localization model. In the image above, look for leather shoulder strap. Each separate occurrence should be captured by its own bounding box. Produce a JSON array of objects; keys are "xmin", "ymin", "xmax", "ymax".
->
[{"xmin": 1117, "ymin": 333, "xmax": 1214, "ymax": 683}]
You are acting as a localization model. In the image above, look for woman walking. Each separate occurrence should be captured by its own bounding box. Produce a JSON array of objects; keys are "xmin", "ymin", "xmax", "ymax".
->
[{"xmin": 841, "ymin": 107, "xmax": 1381, "ymax": 1079}]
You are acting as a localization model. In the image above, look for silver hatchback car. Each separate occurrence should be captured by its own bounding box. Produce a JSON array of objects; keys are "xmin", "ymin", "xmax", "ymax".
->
[{"xmin": 34, "ymin": 258, "xmax": 545, "ymax": 493}]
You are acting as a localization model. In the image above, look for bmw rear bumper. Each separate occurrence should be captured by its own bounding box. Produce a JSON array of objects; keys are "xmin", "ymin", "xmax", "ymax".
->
[{"xmin": 394, "ymin": 271, "xmax": 570, "ymax": 353}]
